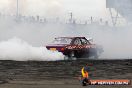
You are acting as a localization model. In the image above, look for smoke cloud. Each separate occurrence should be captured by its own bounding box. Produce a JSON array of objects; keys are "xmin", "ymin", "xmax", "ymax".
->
[
  {"xmin": 0, "ymin": 0, "xmax": 132, "ymax": 60},
  {"xmin": 76, "ymin": 26, "xmax": 132, "ymax": 59},
  {"xmin": 0, "ymin": 0, "xmax": 107, "ymax": 19},
  {"xmin": 0, "ymin": 18, "xmax": 132, "ymax": 60},
  {"xmin": 0, "ymin": 37, "xmax": 64, "ymax": 61},
  {"xmin": 0, "ymin": 0, "xmax": 64, "ymax": 17}
]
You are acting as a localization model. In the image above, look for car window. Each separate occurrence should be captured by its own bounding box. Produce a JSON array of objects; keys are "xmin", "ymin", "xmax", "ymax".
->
[
  {"xmin": 74, "ymin": 38, "xmax": 82, "ymax": 45},
  {"xmin": 81, "ymin": 38, "xmax": 90, "ymax": 45},
  {"xmin": 52, "ymin": 38, "xmax": 72, "ymax": 44}
]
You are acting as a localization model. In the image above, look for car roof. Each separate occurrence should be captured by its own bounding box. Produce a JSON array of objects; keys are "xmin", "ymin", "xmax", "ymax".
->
[{"xmin": 55, "ymin": 37, "xmax": 85, "ymax": 39}]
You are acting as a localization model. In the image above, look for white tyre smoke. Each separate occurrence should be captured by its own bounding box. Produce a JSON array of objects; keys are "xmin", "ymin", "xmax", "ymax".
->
[{"xmin": 0, "ymin": 37, "xmax": 64, "ymax": 61}]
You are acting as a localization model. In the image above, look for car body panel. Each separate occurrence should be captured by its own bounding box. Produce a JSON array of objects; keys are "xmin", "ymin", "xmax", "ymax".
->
[{"xmin": 46, "ymin": 37, "xmax": 103, "ymax": 58}]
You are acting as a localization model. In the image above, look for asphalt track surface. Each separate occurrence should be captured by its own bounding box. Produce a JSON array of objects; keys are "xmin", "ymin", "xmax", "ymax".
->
[{"xmin": 0, "ymin": 59, "xmax": 131, "ymax": 88}]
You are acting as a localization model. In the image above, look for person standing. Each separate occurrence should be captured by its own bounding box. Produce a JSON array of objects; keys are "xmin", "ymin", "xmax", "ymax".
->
[{"xmin": 81, "ymin": 64, "xmax": 91, "ymax": 86}]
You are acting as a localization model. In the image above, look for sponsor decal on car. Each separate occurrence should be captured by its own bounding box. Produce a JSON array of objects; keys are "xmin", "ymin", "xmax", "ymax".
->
[{"xmin": 66, "ymin": 45, "xmax": 95, "ymax": 49}]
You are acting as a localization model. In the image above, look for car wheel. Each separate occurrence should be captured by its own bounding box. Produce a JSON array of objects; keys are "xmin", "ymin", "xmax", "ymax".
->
[
  {"xmin": 68, "ymin": 51, "xmax": 77, "ymax": 60},
  {"xmin": 74, "ymin": 51, "xmax": 82, "ymax": 58},
  {"xmin": 68, "ymin": 51, "xmax": 74, "ymax": 58},
  {"xmin": 64, "ymin": 55, "xmax": 69, "ymax": 60},
  {"xmin": 70, "ymin": 51, "xmax": 75, "ymax": 57}
]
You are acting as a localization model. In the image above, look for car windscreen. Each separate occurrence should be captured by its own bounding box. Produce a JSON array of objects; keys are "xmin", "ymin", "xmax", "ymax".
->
[{"xmin": 52, "ymin": 38, "xmax": 72, "ymax": 44}]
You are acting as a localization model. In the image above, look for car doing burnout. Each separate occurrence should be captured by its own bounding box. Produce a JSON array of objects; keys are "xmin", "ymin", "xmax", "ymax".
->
[{"xmin": 46, "ymin": 37, "xmax": 103, "ymax": 58}]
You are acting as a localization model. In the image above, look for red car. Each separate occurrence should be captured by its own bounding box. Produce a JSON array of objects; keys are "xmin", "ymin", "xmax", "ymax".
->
[{"xmin": 46, "ymin": 37, "xmax": 103, "ymax": 58}]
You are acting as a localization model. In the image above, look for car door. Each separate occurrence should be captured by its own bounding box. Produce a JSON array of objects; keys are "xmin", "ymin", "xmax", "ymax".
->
[
  {"xmin": 80, "ymin": 38, "xmax": 91, "ymax": 53},
  {"xmin": 73, "ymin": 38, "xmax": 85, "ymax": 51}
]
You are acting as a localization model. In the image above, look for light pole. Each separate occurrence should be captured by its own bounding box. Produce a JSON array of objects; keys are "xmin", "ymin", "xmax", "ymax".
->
[
  {"xmin": 69, "ymin": 12, "xmax": 73, "ymax": 23},
  {"xmin": 16, "ymin": 0, "xmax": 19, "ymax": 17}
]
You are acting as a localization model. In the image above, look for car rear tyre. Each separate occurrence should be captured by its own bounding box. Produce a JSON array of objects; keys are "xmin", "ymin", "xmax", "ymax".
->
[
  {"xmin": 67, "ymin": 51, "xmax": 77, "ymax": 60},
  {"xmin": 70, "ymin": 51, "xmax": 75, "ymax": 57},
  {"xmin": 64, "ymin": 56, "xmax": 69, "ymax": 60}
]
